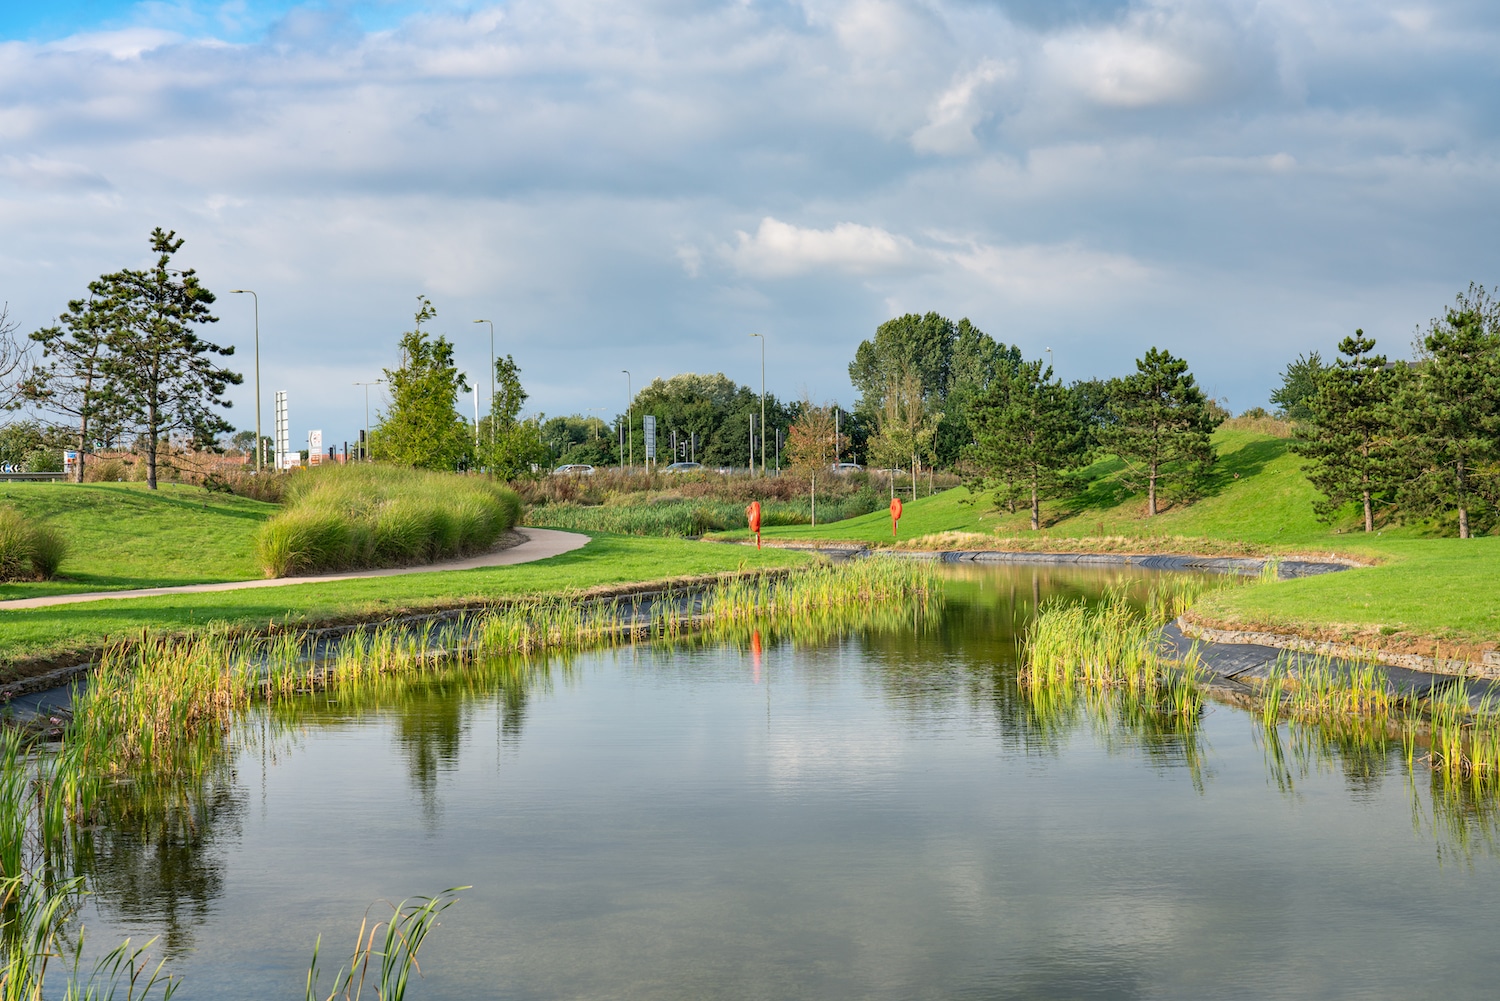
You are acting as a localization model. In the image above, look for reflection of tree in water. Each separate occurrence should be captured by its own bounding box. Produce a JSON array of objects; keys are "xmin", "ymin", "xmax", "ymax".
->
[
  {"xmin": 66, "ymin": 749, "xmax": 245, "ymax": 958},
  {"xmin": 392, "ymin": 685, "xmax": 469, "ymax": 822}
]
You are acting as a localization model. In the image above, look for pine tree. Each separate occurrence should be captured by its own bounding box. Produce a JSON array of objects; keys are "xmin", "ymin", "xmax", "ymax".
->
[
  {"xmin": 1098, "ymin": 348, "xmax": 1220, "ymax": 517},
  {"xmin": 24, "ymin": 296, "xmax": 123, "ymax": 482},
  {"xmin": 98, "ymin": 229, "xmax": 240, "ymax": 490},
  {"xmin": 1292, "ymin": 330, "xmax": 1397, "ymax": 532},
  {"xmin": 1396, "ymin": 305, "xmax": 1500, "ymax": 538},
  {"xmin": 967, "ymin": 360, "xmax": 1082, "ymax": 530}
]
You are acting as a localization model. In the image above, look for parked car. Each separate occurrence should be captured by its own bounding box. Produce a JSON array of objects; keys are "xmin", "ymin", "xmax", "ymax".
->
[
  {"xmin": 831, "ymin": 462, "xmax": 863, "ymax": 473},
  {"xmin": 551, "ymin": 464, "xmax": 596, "ymax": 476},
  {"xmin": 662, "ymin": 461, "xmax": 704, "ymax": 473}
]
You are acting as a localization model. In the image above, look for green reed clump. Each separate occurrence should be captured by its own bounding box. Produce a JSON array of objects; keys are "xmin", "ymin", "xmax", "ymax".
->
[
  {"xmin": 305, "ymin": 888, "xmax": 465, "ymax": 1001},
  {"xmin": 0, "ymin": 506, "xmax": 68, "ymax": 582},
  {"xmin": 255, "ymin": 464, "xmax": 521, "ymax": 577},
  {"xmin": 1022, "ymin": 588, "xmax": 1204, "ymax": 721}
]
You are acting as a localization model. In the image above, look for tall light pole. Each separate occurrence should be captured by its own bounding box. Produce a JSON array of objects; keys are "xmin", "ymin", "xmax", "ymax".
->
[
  {"xmin": 622, "ymin": 370, "xmax": 632, "ymax": 469},
  {"xmin": 228, "ymin": 290, "xmax": 261, "ymax": 471},
  {"xmin": 355, "ymin": 379, "xmax": 383, "ymax": 461},
  {"xmin": 749, "ymin": 333, "xmax": 765, "ymax": 475},
  {"xmin": 473, "ymin": 319, "xmax": 495, "ymax": 447},
  {"xmin": 1045, "ymin": 346, "xmax": 1054, "ymax": 373}
]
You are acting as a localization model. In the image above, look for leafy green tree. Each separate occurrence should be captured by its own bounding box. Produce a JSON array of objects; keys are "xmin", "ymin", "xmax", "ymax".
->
[
  {"xmin": 786, "ymin": 398, "xmax": 838, "ymax": 525},
  {"xmin": 1270, "ymin": 351, "xmax": 1327, "ymax": 422},
  {"xmin": 96, "ymin": 229, "xmax": 241, "ymax": 490},
  {"xmin": 967, "ymin": 360, "xmax": 1083, "ymax": 530},
  {"xmin": 1395, "ymin": 301, "xmax": 1500, "ymax": 538},
  {"xmin": 866, "ymin": 367, "xmax": 940, "ymax": 497},
  {"xmin": 477, "ymin": 354, "xmax": 544, "ymax": 476},
  {"xmin": 624, "ymin": 373, "xmax": 790, "ymax": 469},
  {"xmin": 1291, "ymin": 331, "xmax": 1397, "ymax": 532},
  {"xmin": 540, "ymin": 415, "xmax": 616, "ymax": 467},
  {"xmin": 1098, "ymin": 348, "xmax": 1221, "ymax": 517},
  {"xmin": 371, "ymin": 297, "xmax": 474, "ymax": 470},
  {"xmin": 848, "ymin": 312, "xmax": 1019, "ymax": 466},
  {"xmin": 23, "ymin": 295, "xmax": 122, "ymax": 482}
]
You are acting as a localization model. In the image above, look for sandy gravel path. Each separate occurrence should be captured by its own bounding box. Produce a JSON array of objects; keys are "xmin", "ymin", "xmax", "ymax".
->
[{"xmin": 0, "ymin": 528, "xmax": 589, "ymax": 611}]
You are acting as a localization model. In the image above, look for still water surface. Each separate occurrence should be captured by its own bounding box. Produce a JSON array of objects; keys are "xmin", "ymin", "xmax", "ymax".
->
[{"xmin": 76, "ymin": 566, "xmax": 1500, "ymax": 999}]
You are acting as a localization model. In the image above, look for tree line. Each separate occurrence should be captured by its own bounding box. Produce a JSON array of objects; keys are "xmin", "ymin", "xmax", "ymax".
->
[{"xmin": 1274, "ymin": 284, "xmax": 1500, "ymax": 538}]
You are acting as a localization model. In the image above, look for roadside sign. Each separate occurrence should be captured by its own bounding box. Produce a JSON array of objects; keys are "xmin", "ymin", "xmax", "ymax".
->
[
  {"xmin": 644, "ymin": 415, "xmax": 657, "ymax": 461},
  {"xmin": 308, "ymin": 430, "xmax": 323, "ymax": 467}
]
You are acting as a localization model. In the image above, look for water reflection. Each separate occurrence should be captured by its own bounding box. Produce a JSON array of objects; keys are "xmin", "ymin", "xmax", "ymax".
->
[{"xmin": 49, "ymin": 562, "xmax": 1500, "ymax": 989}]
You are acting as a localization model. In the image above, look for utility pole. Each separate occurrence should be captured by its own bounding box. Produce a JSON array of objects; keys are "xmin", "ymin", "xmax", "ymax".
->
[
  {"xmin": 228, "ymin": 290, "xmax": 262, "ymax": 471},
  {"xmin": 750, "ymin": 333, "xmax": 766, "ymax": 475},
  {"xmin": 354, "ymin": 380, "xmax": 383, "ymax": 461},
  {"xmin": 473, "ymin": 320, "xmax": 496, "ymax": 449},
  {"xmin": 622, "ymin": 370, "xmax": 632, "ymax": 469}
]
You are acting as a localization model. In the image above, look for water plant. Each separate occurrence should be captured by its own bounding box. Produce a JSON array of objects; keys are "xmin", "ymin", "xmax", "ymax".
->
[{"xmin": 305, "ymin": 888, "xmax": 466, "ymax": 1001}]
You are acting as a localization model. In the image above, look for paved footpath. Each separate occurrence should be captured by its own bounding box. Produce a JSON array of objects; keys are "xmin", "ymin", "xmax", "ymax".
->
[{"xmin": 0, "ymin": 528, "xmax": 590, "ymax": 611}]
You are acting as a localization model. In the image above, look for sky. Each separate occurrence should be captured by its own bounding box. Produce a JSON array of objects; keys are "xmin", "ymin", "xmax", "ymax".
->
[{"xmin": 1, "ymin": 0, "xmax": 1497, "ymax": 447}]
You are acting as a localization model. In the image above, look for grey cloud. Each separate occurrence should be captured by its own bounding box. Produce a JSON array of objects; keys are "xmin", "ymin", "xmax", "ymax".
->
[{"xmin": 0, "ymin": 0, "xmax": 1495, "ymax": 436}]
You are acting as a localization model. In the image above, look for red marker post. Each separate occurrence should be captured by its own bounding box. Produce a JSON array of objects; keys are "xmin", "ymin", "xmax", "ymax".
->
[
  {"xmin": 890, "ymin": 496, "xmax": 902, "ymax": 538},
  {"xmin": 747, "ymin": 500, "xmax": 762, "ymax": 549}
]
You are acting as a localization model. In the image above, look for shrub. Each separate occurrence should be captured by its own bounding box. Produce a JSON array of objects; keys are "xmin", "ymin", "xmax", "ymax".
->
[
  {"xmin": 83, "ymin": 458, "xmax": 126, "ymax": 483},
  {"xmin": 254, "ymin": 464, "xmax": 521, "ymax": 577},
  {"xmin": 0, "ymin": 507, "xmax": 69, "ymax": 581}
]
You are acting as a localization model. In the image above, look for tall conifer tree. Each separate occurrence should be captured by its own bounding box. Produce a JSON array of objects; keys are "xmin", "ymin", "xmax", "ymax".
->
[
  {"xmin": 967, "ymin": 360, "xmax": 1081, "ymax": 530},
  {"xmin": 1098, "ymin": 348, "xmax": 1219, "ymax": 517},
  {"xmin": 1292, "ymin": 330, "xmax": 1397, "ymax": 532}
]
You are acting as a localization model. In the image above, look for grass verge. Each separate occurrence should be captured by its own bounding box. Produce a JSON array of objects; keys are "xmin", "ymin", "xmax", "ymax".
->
[{"xmin": 0, "ymin": 533, "xmax": 812, "ymax": 680}]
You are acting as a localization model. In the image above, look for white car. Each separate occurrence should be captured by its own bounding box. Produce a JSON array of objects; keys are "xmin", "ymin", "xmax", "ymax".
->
[
  {"xmin": 662, "ymin": 462, "xmax": 704, "ymax": 473},
  {"xmin": 831, "ymin": 462, "xmax": 863, "ymax": 473},
  {"xmin": 551, "ymin": 464, "xmax": 596, "ymax": 476}
]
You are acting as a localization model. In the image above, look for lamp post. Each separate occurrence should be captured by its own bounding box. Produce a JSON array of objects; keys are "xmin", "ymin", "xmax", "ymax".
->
[
  {"xmin": 622, "ymin": 370, "xmax": 632, "ymax": 469},
  {"xmin": 355, "ymin": 379, "xmax": 383, "ymax": 461},
  {"xmin": 1045, "ymin": 346, "xmax": 1054, "ymax": 373},
  {"xmin": 472, "ymin": 320, "xmax": 495, "ymax": 448},
  {"xmin": 749, "ymin": 333, "xmax": 765, "ymax": 475},
  {"xmin": 228, "ymin": 290, "xmax": 261, "ymax": 471}
]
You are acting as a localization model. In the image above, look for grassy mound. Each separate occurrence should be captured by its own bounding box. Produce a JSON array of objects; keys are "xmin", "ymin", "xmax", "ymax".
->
[
  {"xmin": 255, "ymin": 465, "xmax": 521, "ymax": 577},
  {"xmin": 0, "ymin": 482, "xmax": 276, "ymax": 599},
  {"xmin": 0, "ymin": 507, "xmax": 67, "ymax": 581}
]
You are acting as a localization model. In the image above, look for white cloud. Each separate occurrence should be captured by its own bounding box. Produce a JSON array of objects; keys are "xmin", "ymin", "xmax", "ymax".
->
[
  {"xmin": 726, "ymin": 217, "xmax": 913, "ymax": 278},
  {"xmin": 911, "ymin": 59, "xmax": 1013, "ymax": 155},
  {"xmin": 1043, "ymin": 28, "xmax": 1214, "ymax": 109}
]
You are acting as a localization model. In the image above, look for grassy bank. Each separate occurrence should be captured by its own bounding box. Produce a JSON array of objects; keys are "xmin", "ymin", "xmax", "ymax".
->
[
  {"xmin": 530, "ymin": 494, "xmax": 877, "ymax": 537},
  {"xmin": 1189, "ymin": 538, "xmax": 1500, "ymax": 658},
  {"xmin": 0, "ymin": 533, "xmax": 811, "ymax": 678},
  {"xmin": 256, "ymin": 465, "xmax": 521, "ymax": 576},
  {"xmin": 0, "ymin": 481, "xmax": 275, "ymax": 599}
]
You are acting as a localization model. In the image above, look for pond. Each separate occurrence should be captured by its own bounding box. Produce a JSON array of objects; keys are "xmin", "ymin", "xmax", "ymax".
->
[{"xmin": 65, "ymin": 564, "xmax": 1500, "ymax": 999}]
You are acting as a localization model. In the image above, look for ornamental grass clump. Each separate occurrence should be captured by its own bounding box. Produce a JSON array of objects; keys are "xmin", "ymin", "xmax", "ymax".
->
[
  {"xmin": 255, "ymin": 464, "xmax": 521, "ymax": 577},
  {"xmin": 0, "ymin": 506, "xmax": 68, "ymax": 581}
]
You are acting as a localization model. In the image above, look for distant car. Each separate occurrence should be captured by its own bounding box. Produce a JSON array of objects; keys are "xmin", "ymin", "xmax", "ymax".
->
[
  {"xmin": 662, "ymin": 461, "xmax": 704, "ymax": 473},
  {"xmin": 551, "ymin": 464, "xmax": 596, "ymax": 476},
  {"xmin": 831, "ymin": 462, "xmax": 863, "ymax": 473}
]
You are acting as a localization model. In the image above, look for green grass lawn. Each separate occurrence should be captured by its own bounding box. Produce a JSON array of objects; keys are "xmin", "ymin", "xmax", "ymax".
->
[
  {"xmin": 1192, "ymin": 538, "xmax": 1500, "ymax": 652},
  {"xmin": 0, "ymin": 481, "xmax": 276, "ymax": 598},
  {"xmin": 0, "ymin": 532, "xmax": 811, "ymax": 677}
]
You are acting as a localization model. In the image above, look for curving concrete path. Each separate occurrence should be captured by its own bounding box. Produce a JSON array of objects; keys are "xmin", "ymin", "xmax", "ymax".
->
[{"xmin": 0, "ymin": 528, "xmax": 590, "ymax": 611}]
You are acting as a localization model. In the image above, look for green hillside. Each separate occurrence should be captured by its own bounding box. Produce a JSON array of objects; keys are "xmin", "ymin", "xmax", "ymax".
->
[
  {"xmin": 0, "ymin": 481, "xmax": 276, "ymax": 598},
  {"xmin": 745, "ymin": 426, "xmax": 1381, "ymax": 552}
]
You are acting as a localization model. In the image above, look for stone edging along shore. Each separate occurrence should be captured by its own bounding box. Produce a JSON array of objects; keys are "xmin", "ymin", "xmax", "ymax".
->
[{"xmin": 1176, "ymin": 618, "xmax": 1500, "ymax": 681}]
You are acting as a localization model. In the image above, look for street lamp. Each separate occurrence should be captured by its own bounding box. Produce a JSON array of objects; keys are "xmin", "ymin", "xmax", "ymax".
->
[
  {"xmin": 228, "ymin": 290, "xmax": 262, "ymax": 472},
  {"xmin": 622, "ymin": 370, "xmax": 632, "ymax": 469},
  {"xmin": 355, "ymin": 379, "xmax": 383, "ymax": 461},
  {"xmin": 749, "ymin": 333, "xmax": 765, "ymax": 475},
  {"xmin": 472, "ymin": 320, "xmax": 495, "ymax": 448},
  {"xmin": 1045, "ymin": 346, "xmax": 1054, "ymax": 373}
]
